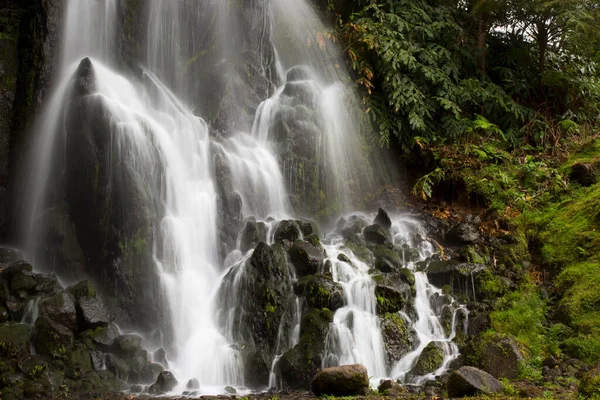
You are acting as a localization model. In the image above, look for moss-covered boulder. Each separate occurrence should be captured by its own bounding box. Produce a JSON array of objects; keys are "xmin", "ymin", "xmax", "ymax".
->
[
  {"xmin": 411, "ymin": 341, "xmax": 445, "ymax": 376},
  {"xmin": 33, "ymin": 316, "xmax": 74, "ymax": 359},
  {"xmin": 426, "ymin": 260, "xmax": 486, "ymax": 302},
  {"xmin": 375, "ymin": 285, "xmax": 406, "ymax": 314},
  {"xmin": 311, "ymin": 364, "xmax": 369, "ymax": 396},
  {"xmin": 67, "ymin": 280, "xmax": 96, "ymax": 301},
  {"xmin": 580, "ymin": 364, "xmax": 600, "ymax": 398},
  {"xmin": 288, "ymin": 237, "xmax": 326, "ymax": 277},
  {"xmin": 294, "ymin": 274, "xmax": 344, "ymax": 311},
  {"xmin": 380, "ymin": 313, "xmax": 416, "ymax": 366},
  {"xmin": 278, "ymin": 308, "xmax": 333, "ymax": 390},
  {"xmin": 149, "ymin": 370, "xmax": 178, "ymax": 394},
  {"xmin": 463, "ymin": 332, "xmax": 524, "ymax": 379},
  {"xmin": 112, "ymin": 334, "xmax": 142, "ymax": 355},
  {"xmin": 77, "ymin": 296, "xmax": 113, "ymax": 330},
  {"xmin": 372, "ymin": 244, "xmax": 402, "ymax": 272}
]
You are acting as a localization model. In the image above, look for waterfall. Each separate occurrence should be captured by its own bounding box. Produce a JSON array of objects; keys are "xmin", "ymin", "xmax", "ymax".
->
[{"xmin": 19, "ymin": 0, "xmax": 466, "ymax": 395}]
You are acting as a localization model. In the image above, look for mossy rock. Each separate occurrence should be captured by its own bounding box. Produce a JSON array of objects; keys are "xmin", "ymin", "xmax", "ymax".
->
[
  {"xmin": 375, "ymin": 285, "xmax": 405, "ymax": 314},
  {"xmin": 240, "ymin": 218, "xmax": 267, "ymax": 253},
  {"xmin": 380, "ymin": 313, "xmax": 416, "ymax": 366},
  {"xmin": 363, "ymin": 224, "xmax": 391, "ymax": 245},
  {"xmin": 34, "ymin": 316, "xmax": 74, "ymax": 360},
  {"xmin": 411, "ymin": 341, "xmax": 445, "ymax": 376},
  {"xmin": 64, "ymin": 370, "xmax": 128, "ymax": 393},
  {"xmin": 9, "ymin": 270, "xmax": 36, "ymax": 293},
  {"xmin": 580, "ymin": 365, "xmax": 600, "ymax": 397},
  {"xmin": 399, "ymin": 244, "xmax": 421, "ymax": 263},
  {"xmin": 39, "ymin": 291, "xmax": 77, "ymax": 331},
  {"xmin": 67, "ymin": 280, "xmax": 97, "ymax": 301},
  {"xmin": 65, "ymin": 343, "xmax": 93, "ymax": 378},
  {"xmin": 278, "ymin": 308, "xmax": 333, "ymax": 390},
  {"xmin": 0, "ymin": 323, "xmax": 32, "ymax": 355},
  {"xmin": 294, "ymin": 274, "xmax": 344, "ymax": 311},
  {"xmin": 0, "ymin": 248, "xmax": 22, "ymax": 264},
  {"xmin": 337, "ymin": 253, "xmax": 351, "ymax": 264},
  {"xmin": 273, "ymin": 220, "xmax": 300, "ymax": 245},
  {"xmin": 342, "ymin": 242, "xmax": 374, "ymax": 264}
]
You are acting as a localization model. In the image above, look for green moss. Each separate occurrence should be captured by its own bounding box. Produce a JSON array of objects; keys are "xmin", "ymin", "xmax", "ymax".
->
[{"xmin": 342, "ymin": 242, "xmax": 373, "ymax": 263}]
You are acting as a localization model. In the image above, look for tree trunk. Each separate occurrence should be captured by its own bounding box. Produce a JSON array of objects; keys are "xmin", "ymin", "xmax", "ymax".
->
[{"xmin": 477, "ymin": 16, "xmax": 489, "ymax": 74}]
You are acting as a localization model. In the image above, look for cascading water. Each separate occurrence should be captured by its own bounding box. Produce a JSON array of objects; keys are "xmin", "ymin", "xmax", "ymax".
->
[{"xmin": 20, "ymin": 0, "xmax": 468, "ymax": 395}]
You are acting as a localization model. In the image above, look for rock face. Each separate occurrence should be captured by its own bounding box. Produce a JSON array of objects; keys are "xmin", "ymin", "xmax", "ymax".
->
[
  {"xmin": 311, "ymin": 364, "xmax": 369, "ymax": 396},
  {"xmin": 218, "ymin": 241, "xmax": 292, "ymax": 388},
  {"xmin": 380, "ymin": 313, "xmax": 416, "ymax": 366},
  {"xmin": 447, "ymin": 366, "xmax": 503, "ymax": 397},
  {"xmin": 56, "ymin": 57, "xmax": 165, "ymax": 335},
  {"xmin": 477, "ymin": 333, "xmax": 524, "ymax": 379}
]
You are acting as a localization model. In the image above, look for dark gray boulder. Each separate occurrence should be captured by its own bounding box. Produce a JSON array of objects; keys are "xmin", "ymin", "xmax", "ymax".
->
[
  {"xmin": 363, "ymin": 224, "xmax": 390, "ymax": 245},
  {"xmin": 149, "ymin": 371, "xmax": 178, "ymax": 394},
  {"xmin": 374, "ymin": 208, "xmax": 392, "ymax": 229},
  {"xmin": 445, "ymin": 215, "xmax": 481, "ymax": 245},
  {"xmin": 288, "ymin": 236, "xmax": 326, "ymax": 277},
  {"xmin": 39, "ymin": 291, "xmax": 77, "ymax": 331},
  {"xmin": 311, "ymin": 364, "xmax": 369, "ymax": 396},
  {"xmin": 273, "ymin": 220, "xmax": 301, "ymax": 244},
  {"xmin": 239, "ymin": 218, "xmax": 267, "ymax": 253},
  {"xmin": 447, "ymin": 366, "xmax": 503, "ymax": 397},
  {"xmin": 77, "ymin": 296, "xmax": 112, "ymax": 329},
  {"xmin": 294, "ymin": 274, "xmax": 344, "ymax": 311}
]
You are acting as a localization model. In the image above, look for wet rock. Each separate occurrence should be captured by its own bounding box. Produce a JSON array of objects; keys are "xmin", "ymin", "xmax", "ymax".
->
[
  {"xmin": 149, "ymin": 371, "xmax": 178, "ymax": 394},
  {"xmin": 77, "ymin": 296, "xmax": 112, "ymax": 329},
  {"xmin": 377, "ymin": 379, "xmax": 406, "ymax": 396},
  {"xmin": 372, "ymin": 245, "xmax": 402, "ymax": 271},
  {"xmin": 447, "ymin": 366, "xmax": 503, "ymax": 397},
  {"xmin": 105, "ymin": 354, "xmax": 130, "ymax": 382},
  {"xmin": 225, "ymin": 385, "xmax": 237, "ymax": 394},
  {"xmin": 375, "ymin": 285, "xmax": 406, "ymax": 314},
  {"xmin": 273, "ymin": 220, "xmax": 301, "ymax": 245},
  {"xmin": 187, "ymin": 378, "xmax": 200, "ymax": 389},
  {"xmin": 286, "ymin": 66, "xmax": 312, "ymax": 82},
  {"xmin": 311, "ymin": 364, "xmax": 369, "ymax": 396},
  {"xmin": 9, "ymin": 269, "xmax": 36, "ymax": 293},
  {"xmin": 294, "ymin": 274, "xmax": 344, "ymax": 311},
  {"xmin": 39, "ymin": 291, "xmax": 77, "ymax": 331},
  {"xmin": 240, "ymin": 218, "xmax": 267, "ymax": 253},
  {"xmin": 154, "ymin": 347, "xmax": 168, "ymax": 366},
  {"xmin": 337, "ymin": 253, "xmax": 352, "ymax": 263},
  {"xmin": 34, "ymin": 316, "xmax": 74, "ymax": 359},
  {"xmin": 279, "ymin": 308, "xmax": 333, "ymax": 390},
  {"xmin": 141, "ymin": 362, "xmax": 164, "ymax": 384},
  {"xmin": 380, "ymin": 313, "xmax": 416, "ymax": 366},
  {"xmin": 426, "ymin": 261, "xmax": 485, "ymax": 302},
  {"xmin": 412, "ymin": 341, "xmax": 445, "ymax": 376},
  {"xmin": 67, "ymin": 280, "xmax": 97, "ymax": 301},
  {"xmin": 130, "ymin": 384, "xmax": 143, "ymax": 393},
  {"xmin": 113, "ymin": 334, "xmax": 143, "ymax": 354},
  {"xmin": 288, "ymin": 236, "xmax": 326, "ymax": 277},
  {"xmin": 374, "ymin": 208, "xmax": 392, "ymax": 229},
  {"xmin": 296, "ymin": 219, "xmax": 319, "ymax": 237},
  {"xmin": 90, "ymin": 350, "xmax": 104, "ymax": 370},
  {"xmin": 363, "ymin": 224, "xmax": 390, "ymax": 245},
  {"xmin": 83, "ymin": 322, "xmax": 119, "ymax": 348},
  {"xmin": 445, "ymin": 215, "xmax": 481, "ymax": 245}
]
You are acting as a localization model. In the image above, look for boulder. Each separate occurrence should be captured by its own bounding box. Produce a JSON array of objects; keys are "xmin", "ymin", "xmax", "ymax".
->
[
  {"xmin": 83, "ymin": 322, "xmax": 119, "ymax": 348},
  {"xmin": 374, "ymin": 208, "xmax": 392, "ymax": 229},
  {"xmin": 380, "ymin": 313, "xmax": 416, "ymax": 366},
  {"xmin": 279, "ymin": 308, "xmax": 333, "ymax": 390},
  {"xmin": 286, "ymin": 66, "xmax": 312, "ymax": 82},
  {"xmin": 0, "ymin": 248, "xmax": 22, "ymax": 264},
  {"xmin": 372, "ymin": 245, "xmax": 402, "ymax": 271},
  {"xmin": 377, "ymin": 379, "xmax": 406, "ymax": 396},
  {"xmin": 580, "ymin": 364, "xmax": 600, "ymax": 398},
  {"xmin": 311, "ymin": 364, "xmax": 369, "ymax": 396},
  {"xmin": 77, "ymin": 296, "xmax": 112, "ymax": 329},
  {"xmin": 288, "ymin": 237, "xmax": 326, "ymax": 277},
  {"xmin": 477, "ymin": 333, "xmax": 524, "ymax": 379},
  {"xmin": 375, "ymin": 285, "xmax": 406, "ymax": 314},
  {"xmin": 187, "ymin": 378, "xmax": 200, "ymax": 389},
  {"xmin": 445, "ymin": 215, "xmax": 481, "ymax": 245},
  {"xmin": 113, "ymin": 334, "xmax": 143, "ymax": 354},
  {"xmin": 411, "ymin": 341, "xmax": 445, "ymax": 376},
  {"xmin": 104, "ymin": 354, "xmax": 130, "ymax": 381},
  {"xmin": 239, "ymin": 219, "xmax": 267, "ymax": 253},
  {"xmin": 1, "ymin": 260, "xmax": 33, "ymax": 281},
  {"xmin": 273, "ymin": 220, "xmax": 301, "ymax": 244},
  {"xmin": 447, "ymin": 366, "xmax": 503, "ymax": 397},
  {"xmin": 426, "ymin": 261, "xmax": 485, "ymax": 302},
  {"xmin": 294, "ymin": 274, "xmax": 344, "ymax": 311},
  {"xmin": 141, "ymin": 363, "xmax": 164, "ymax": 384},
  {"xmin": 363, "ymin": 224, "xmax": 390, "ymax": 245},
  {"xmin": 39, "ymin": 291, "xmax": 77, "ymax": 331},
  {"xmin": 569, "ymin": 162, "xmax": 600, "ymax": 186},
  {"xmin": 154, "ymin": 347, "xmax": 168, "ymax": 366},
  {"xmin": 149, "ymin": 371, "xmax": 178, "ymax": 394},
  {"xmin": 67, "ymin": 280, "xmax": 97, "ymax": 301},
  {"xmin": 34, "ymin": 316, "xmax": 74, "ymax": 359}
]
